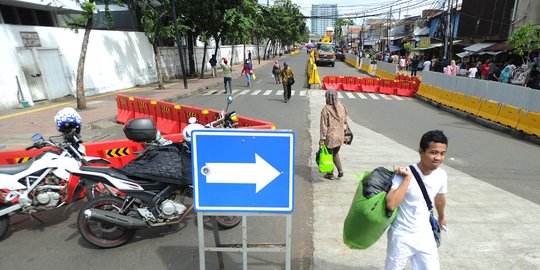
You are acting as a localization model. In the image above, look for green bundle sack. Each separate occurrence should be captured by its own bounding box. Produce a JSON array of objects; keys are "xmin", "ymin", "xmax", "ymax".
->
[
  {"xmin": 318, "ymin": 145, "xmax": 334, "ymax": 173},
  {"xmin": 343, "ymin": 168, "xmax": 398, "ymax": 249}
]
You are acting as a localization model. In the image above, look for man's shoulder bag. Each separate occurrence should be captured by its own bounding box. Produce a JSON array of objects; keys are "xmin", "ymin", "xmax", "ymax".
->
[
  {"xmin": 287, "ymin": 76, "xmax": 295, "ymax": 85},
  {"xmin": 409, "ymin": 165, "xmax": 441, "ymax": 248}
]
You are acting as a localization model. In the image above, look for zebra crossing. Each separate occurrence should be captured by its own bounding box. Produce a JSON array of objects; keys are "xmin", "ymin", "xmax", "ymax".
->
[{"xmin": 202, "ymin": 89, "xmax": 408, "ymax": 101}]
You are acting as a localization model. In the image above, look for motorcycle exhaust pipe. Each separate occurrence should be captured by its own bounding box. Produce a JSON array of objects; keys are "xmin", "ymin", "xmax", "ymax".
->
[{"xmin": 84, "ymin": 209, "xmax": 148, "ymax": 228}]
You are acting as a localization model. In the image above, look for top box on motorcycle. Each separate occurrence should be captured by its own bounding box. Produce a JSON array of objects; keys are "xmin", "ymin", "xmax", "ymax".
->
[{"xmin": 123, "ymin": 118, "xmax": 157, "ymax": 142}]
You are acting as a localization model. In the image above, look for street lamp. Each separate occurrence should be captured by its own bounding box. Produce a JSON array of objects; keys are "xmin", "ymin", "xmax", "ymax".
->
[{"xmin": 150, "ymin": 0, "xmax": 187, "ymax": 89}]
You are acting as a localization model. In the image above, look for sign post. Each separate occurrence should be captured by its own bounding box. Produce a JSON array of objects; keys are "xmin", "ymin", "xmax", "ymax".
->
[{"xmin": 191, "ymin": 129, "xmax": 295, "ymax": 269}]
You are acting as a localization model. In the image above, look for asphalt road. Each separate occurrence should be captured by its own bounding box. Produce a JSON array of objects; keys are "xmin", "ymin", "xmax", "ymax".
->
[{"xmin": 1, "ymin": 51, "xmax": 538, "ymax": 270}]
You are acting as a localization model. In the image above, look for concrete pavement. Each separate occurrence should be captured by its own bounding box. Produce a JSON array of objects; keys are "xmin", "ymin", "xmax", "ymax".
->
[{"xmin": 308, "ymin": 90, "xmax": 540, "ymax": 269}]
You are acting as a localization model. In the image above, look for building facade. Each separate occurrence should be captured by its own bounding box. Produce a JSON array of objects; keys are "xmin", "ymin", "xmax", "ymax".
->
[{"xmin": 310, "ymin": 4, "xmax": 338, "ymax": 37}]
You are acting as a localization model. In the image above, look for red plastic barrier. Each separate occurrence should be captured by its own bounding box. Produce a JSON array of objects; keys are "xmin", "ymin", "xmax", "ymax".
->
[
  {"xmin": 379, "ymin": 79, "xmax": 397, "ymax": 95},
  {"xmin": 411, "ymin": 76, "xmax": 422, "ymax": 85},
  {"xmin": 0, "ymin": 148, "xmax": 54, "ymax": 165},
  {"xmin": 341, "ymin": 76, "xmax": 361, "ymax": 92},
  {"xmin": 116, "ymin": 94, "xmax": 135, "ymax": 124},
  {"xmin": 322, "ymin": 76, "xmax": 343, "ymax": 90},
  {"xmin": 155, "ymin": 101, "xmax": 182, "ymax": 134},
  {"xmin": 395, "ymin": 80, "xmax": 418, "ymax": 97},
  {"xmin": 132, "ymin": 97, "xmax": 157, "ymax": 123},
  {"xmin": 84, "ymin": 139, "xmax": 144, "ymax": 168},
  {"xmin": 237, "ymin": 116, "xmax": 274, "ymax": 129},
  {"xmin": 359, "ymin": 78, "xmax": 379, "ymax": 93},
  {"xmin": 181, "ymin": 105, "xmax": 207, "ymax": 126}
]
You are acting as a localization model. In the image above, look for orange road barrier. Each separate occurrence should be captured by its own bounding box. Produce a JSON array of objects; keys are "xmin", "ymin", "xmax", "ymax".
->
[
  {"xmin": 132, "ymin": 97, "xmax": 157, "ymax": 123},
  {"xmin": 378, "ymin": 79, "xmax": 396, "ymax": 95},
  {"xmin": 395, "ymin": 81, "xmax": 418, "ymax": 97},
  {"xmin": 116, "ymin": 94, "xmax": 135, "ymax": 124},
  {"xmin": 341, "ymin": 76, "xmax": 361, "ymax": 92},
  {"xmin": 358, "ymin": 78, "xmax": 379, "ymax": 93},
  {"xmin": 155, "ymin": 101, "xmax": 182, "ymax": 134},
  {"xmin": 322, "ymin": 76, "xmax": 343, "ymax": 90}
]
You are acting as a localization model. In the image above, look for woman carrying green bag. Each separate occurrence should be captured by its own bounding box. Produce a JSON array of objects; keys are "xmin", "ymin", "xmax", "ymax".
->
[{"xmin": 319, "ymin": 89, "xmax": 349, "ymax": 180}]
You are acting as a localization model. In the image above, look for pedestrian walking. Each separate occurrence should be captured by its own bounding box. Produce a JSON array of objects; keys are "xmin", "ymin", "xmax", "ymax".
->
[
  {"xmin": 241, "ymin": 59, "xmax": 253, "ymax": 87},
  {"xmin": 319, "ymin": 89, "xmax": 349, "ymax": 180},
  {"xmin": 219, "ymin": 58, "xmax": 232, "ymax": 94},
  {"xmin": 467, "ymin": 65, "xmax": 478, "ymax": 79},
  {"xmin": 279, "ymin": 62, "xmax": 294, "ymax": 103},
  {"xmin": 209, "ymin": 54, "xmax": 218, "ymax": 78},
  {"xmin": 481, "ymin": 60, "xmax": 490, "ymax": 80},
  {"xmin": 248, "ymin": 50, "xmax": 252, "ymax": 60},
  {"xmin": 410, "ymin": 56, "xmax": 419, "ymax": 76},
  {"xmin": 385, "ymin": 130, "xmax": 448, "ymax": 270},
  {"xmin": 271, "ymin": 60, "xmax": 281, "ymax": 84},
  {"xmin": 500, "ymin": 63, "xmax": 512, "ymax": 83},
  {"xmin": 423, "ymin": 59, "xmax": 431, "ymax": 72}
]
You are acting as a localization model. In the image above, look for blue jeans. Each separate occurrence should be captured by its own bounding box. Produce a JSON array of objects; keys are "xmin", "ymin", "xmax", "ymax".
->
[
  {"xmin": 245, "ymin": 73, "xmax": 252, "ymax": 87},
  {"xmin": 224, "ymin": 77, "xmax": 232, "ymax": 94}
]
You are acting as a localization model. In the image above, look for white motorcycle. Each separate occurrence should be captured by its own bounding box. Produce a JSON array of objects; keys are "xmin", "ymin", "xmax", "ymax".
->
[{"xmin": 0, "ymin": 130, "xmax": 111, "ymax": 240}]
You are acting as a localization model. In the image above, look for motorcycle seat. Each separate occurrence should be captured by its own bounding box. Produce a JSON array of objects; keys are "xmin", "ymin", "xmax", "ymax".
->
[
  {"xmin": 80, "ymin": 166, "xmax": 168, "ymax": 184},
  {"xmin": 0, "ymin": 159, "xmax": 34, "ymax": 175}
]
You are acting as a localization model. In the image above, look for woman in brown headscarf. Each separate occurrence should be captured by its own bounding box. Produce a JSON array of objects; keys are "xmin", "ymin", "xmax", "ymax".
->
[{"xmin": 319, "ymin": 89, "xmax": 349, "ymax": 180}]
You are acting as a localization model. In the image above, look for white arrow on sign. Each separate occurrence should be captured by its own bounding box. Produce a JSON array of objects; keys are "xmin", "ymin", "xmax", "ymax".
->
[{"xmin": 203, "ymin": 154, "xmax": 281, "ymax": 193}]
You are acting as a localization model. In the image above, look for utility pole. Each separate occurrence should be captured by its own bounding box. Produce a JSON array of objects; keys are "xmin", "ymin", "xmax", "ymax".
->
[
  {"xmin": 443, "ymin": 0, "xmax": 451, "ymax": 59},
  {"xmin": 387, "ymin": 6, "xmax": 392, "ymax": 54},
  {"xmin": 448, "ymin": 0, "xmax": 455, "ymax": 59}
]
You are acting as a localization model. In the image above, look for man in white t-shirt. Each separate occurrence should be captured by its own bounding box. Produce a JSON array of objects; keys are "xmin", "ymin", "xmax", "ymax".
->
[
  {"xmin": 467, "ymin": 66, "xmax": 478, "ymax": 78},
  {"xmin": 423, "ymin": 60, "xmax": 431, "ymax": 71},
  {"xmin": 385, "ymin": 130, "xmax": 448, "ymax": 270}
]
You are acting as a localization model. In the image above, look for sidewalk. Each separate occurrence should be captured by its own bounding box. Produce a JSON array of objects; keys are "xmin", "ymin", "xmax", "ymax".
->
[
  {"xmin": 0, "ymin": 58, "xmax": 275, "ymax": 149},
  {"xmin": 307, "ymin": 91, "xmax": 540, "ymax": 269}
]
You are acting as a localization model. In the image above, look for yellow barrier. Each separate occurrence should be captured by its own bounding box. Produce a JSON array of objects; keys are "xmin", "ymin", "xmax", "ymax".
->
[
  {"xmin": 516, "ymin": 111, "xmax": 540, "ymax": 137},
  {"xmin": 416, "ymin": 83, "xmax": 428, "ymax": 98},
  {"xmin": 430, "ymin": 87, "xmax": 444, "ymax": 103},
  {"xmin": 438, "ymin": 89, "xmax": 455, "ymax": 107},
  {"xmin": 463, "ymin": 96, "xmax": 483, "ymax": 115},
  {"xmin": 477, "ymin": 99, "xmax": 501, "ymax": 121},
  {"xmin": 451, "ymin": 92, "xmax": 467, "ymax": 111},
  {"xmin": 495, "ymin": 104, "xmax": 524, "ymax": 129}
]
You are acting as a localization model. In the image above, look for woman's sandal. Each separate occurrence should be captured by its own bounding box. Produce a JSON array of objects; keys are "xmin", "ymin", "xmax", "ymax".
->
[
  {"xmin": 338, "ymin": 171, "xmax": 344, "ymax": 178},
  {"xmin": 323, "ymin": 174, "xmax": 335, "ymax": 180}
]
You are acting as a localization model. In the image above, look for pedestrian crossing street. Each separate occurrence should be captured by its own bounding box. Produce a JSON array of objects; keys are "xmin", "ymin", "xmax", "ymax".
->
[{"xmin": 202, "ymin": 89, "xmax": 409, "ymax": 101}]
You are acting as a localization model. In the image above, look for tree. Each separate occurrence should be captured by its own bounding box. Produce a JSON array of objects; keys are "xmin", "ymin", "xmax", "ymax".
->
[
  {"xmin": 508, "ymin": 22, "xmax": 540, "ymax": 64},
  {"xmin": 334, "ymin": 18, "xmax": 354, "ymax": 44}
]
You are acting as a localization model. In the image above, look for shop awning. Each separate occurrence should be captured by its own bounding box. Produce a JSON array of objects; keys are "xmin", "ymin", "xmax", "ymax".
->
[
  {"xmin": 388, "ymin": 45, "xmax": 402, "ymax": 52},
  {"xmin": 456, "ymin": 51, "xmax": 472, "ymax": 58},
  {"xmin": 412, "ymin": 43, "xmax": 443, "ymax": 51},
  {"xmin": 463, "ymin": 42, "xmax": 497, "ymax": 52}
]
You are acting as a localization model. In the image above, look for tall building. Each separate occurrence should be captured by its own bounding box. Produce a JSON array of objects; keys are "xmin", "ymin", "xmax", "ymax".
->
[{"xmin": 311, "ymin": 4, "xmax": 338, "ymax": 37}]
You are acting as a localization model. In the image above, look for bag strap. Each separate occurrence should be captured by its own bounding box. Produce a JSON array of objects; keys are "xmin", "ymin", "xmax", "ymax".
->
[{"xmin": 409, "ymin": 165, "xmax": 433, "ymax": 211}]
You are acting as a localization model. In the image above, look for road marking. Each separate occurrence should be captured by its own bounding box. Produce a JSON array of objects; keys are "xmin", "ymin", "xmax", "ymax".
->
[
  {"xmin": 379, "ymin": 94, "xmax": 393, "ymax": 100},
  {"xmin": 392, "ymin": 95, "xmax": 404, "ymax": 100},
  {"xmin": 291, "ymin": 90, "xmax": 296, "ymax": 96},
  {"xmin": 251, "ymin": 90, "xmax": 261, "ymax": 95},
  {"xmin": 368, "ymin": 93, "xmax": 379, "ymax": 99},
  {"xmin": 300, "ymin": 90, "xmax": 308, "ymax": 96},
  {"xmin": 345, "ymin": 92, "xmax": 356, "ymax": 99},
  {"xmin": 276, "ymin": 90, "xmax": 284, "ymax": 95},
  {"xmin": 232, "ymin": 89, "xmax": 240, "ymax": 94},
  {"xmin": 238, "ymin": 90, "xmax": 250, "ymax": 95},
  {"xmin": 263, "ymin": 90, "xmax": 273, "ymax": 95},
  {"xmin": 337, "ymin": 92, "xmax": 344, "ymax": 99},
  {"xmin": 356, "ymin": 93, "xmax": 368, "ymax": 99}
]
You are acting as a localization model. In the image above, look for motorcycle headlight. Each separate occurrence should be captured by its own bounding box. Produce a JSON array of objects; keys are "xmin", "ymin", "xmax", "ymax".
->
[{"xmin": 230, "ymin": 114, "xmax": 238, "ymax": 122}]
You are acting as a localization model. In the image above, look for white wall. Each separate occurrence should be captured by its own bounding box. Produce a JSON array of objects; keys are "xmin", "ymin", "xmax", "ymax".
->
[{"xmin": 0, "ymin": 24, "xmax": 156, "ymax": 110}]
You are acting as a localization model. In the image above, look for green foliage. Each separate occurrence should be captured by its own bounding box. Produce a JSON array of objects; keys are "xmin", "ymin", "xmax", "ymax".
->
[
  {"xmin": 334, "ymin": 18, "xmax": 354, "ymax": 41},
  {"xmin": 508, "ymin": 22, "xmax": 540, "ymax": 62},
  {"xmin": 403, "ymin": 42, "xmax": 413, "ymax": 51},
  {"xmin": 256, "ymin": 0, "xmax": 307, "ymax": 46}
]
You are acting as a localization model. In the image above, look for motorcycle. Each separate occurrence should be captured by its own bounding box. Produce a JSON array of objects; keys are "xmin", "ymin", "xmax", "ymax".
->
[
  {"xmin": 0, "ymin": 130, "xmax": 111, "ymax": 240},
  {"xmin": 72, "ymin": 96, "xmax": 242, "ymax": 248}
]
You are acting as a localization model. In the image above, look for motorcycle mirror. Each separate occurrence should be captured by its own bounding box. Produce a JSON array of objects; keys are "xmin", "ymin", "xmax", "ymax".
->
[
  {"xmin": 227, "ymin": 95, "xmax": 233, "ymax": 105},
  {"xmin": 31, "ymin": 133, "xmax": 43, "ymax": 142}
]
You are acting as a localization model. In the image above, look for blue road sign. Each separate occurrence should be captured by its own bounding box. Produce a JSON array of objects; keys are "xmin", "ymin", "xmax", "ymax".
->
[{"xmin": 191, "ymin": 129, "xmax": 295, "ymax": 213}]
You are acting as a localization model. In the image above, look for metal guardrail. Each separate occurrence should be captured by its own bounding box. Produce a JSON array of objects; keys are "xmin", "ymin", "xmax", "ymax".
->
[{"xmin": 423, "ymin": 71, "xmax": 540, "ymax": 113}]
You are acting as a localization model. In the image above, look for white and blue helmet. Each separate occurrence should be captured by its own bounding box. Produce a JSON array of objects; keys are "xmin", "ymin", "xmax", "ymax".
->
[{"xmin": 54, "ymin": 107, "xmax": 82, "ymax": 133}]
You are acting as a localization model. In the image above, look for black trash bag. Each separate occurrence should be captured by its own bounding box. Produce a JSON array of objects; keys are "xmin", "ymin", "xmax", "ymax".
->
[
  {"xmin": 119, "ymin": 143, "xmax": 191, "ymax": 185},
  {"xmin": 362, "ymin": 167, "xmax": 395, "ymax": 199}
]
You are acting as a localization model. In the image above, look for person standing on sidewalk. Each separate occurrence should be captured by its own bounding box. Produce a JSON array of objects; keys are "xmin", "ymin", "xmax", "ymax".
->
[
  {"xmin": 410, "ymin": 56, "xmax": 419, "ymax": 76},
  {"xmin": 209, "ymin": 54, "xmax": 218, "ymax": 78},
  {"xmin": 220, "ymin": 58, "xmax": 232, "ymax": 94},
  {"xmin": 279, "ymin": 62, "xmax": 295, "ymax": 103},
  {"xmin": 319, "ymin": 89, "xmax": 349, "ymax": 180},
  {"xmin": 384, "ymin": 130, "xmax": 448, "ymax": 270}
]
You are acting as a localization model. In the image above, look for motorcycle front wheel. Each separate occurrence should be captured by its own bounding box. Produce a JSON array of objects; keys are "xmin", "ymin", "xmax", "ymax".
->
[
  {"xmin": 0, "ymin": 214, "xmax": 9, "ymax": 239},
  {"xmin": 77, "ymin": 196, "xmax": 135, "ymax": 248},
  {"xmin": 215, "ymin": 215, "xmax": 242, "ymax": 229}
]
